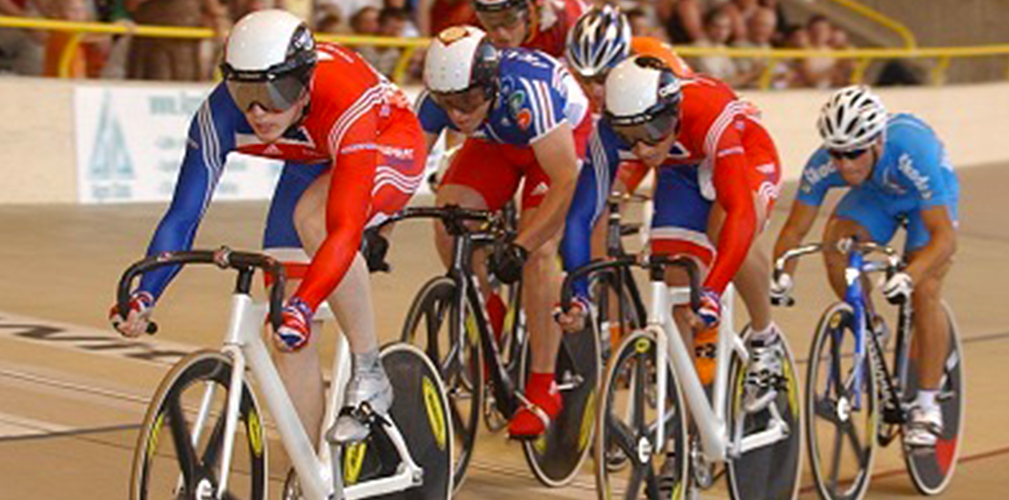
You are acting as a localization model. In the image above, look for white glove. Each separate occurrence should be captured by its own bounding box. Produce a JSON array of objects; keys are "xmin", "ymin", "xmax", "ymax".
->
[
  {"xmin": 770, "ymin": 272, "xmax": 793, "ymax": 300},
  {"xmin": 882, "ymin": 272, "xmax": 913, "ymax": 305}
]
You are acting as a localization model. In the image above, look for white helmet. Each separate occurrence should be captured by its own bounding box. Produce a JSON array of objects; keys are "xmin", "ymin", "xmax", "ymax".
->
[
  {"xmin": 221, "ymin": 9, "xmax": 316, "ymax": 112},
  {"xmin": 818, "ymin": 85, "xmax": 888, "ymax": 151},
  {"xmin": 566, "ymin": 5, "xmax": 632, "ymax": 79},
  {"xmin": 603, "ymin": 56, "xmax": 682, "ymax": 144},
  {"xmin": 424, "ymin": 25, "xmax": 499, "ymax": 98}
]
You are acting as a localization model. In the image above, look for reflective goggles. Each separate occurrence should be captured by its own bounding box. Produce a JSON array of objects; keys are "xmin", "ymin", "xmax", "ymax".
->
[
  {"xmin": 476, "ymin": 7, "xmax": 527, "ymax": 31},
  {"xmin": 430, "ymin": 86, "xmax": 490, "ymax": 114},
  {"xmin": 224, "ymin": 72, "xmax": 309, "ymax": 113},
  {"xmin": 605, "ymin": 106, "xmax": 679, "ymax": 147},
  {"xmin": 828, "ymin": 148, "xmax": 869, "ymax": 161}
]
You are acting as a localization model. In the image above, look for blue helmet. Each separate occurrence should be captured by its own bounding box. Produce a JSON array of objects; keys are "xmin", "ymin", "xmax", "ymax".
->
[{"xmin": 565, "ymin": 5, "xmax": 632, "ymax": 80}]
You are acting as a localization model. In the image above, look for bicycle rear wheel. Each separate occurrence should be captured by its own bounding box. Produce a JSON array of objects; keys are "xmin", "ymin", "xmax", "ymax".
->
[
  {"xmin": 594, "ymin": 330, "xmax": 688, "ymax": 500},
  {"xmin": 520, "ymin": 315, "xmax": 601, "ymax": 487},
  {"xmin": 903, "ymin": 302, "xmax": 965, "ymax": 495},
  {"xmin": 401, "ymin": 276, "xmax": 481, "ymax": 491},
  {"xmin": 131, "ymin": 350, "xmax": 266, "ymax": 500},
  {"xmin": 726, "ymin": 327, "xmax": 803, "ymax": 500},
  {"xmin": 805, "ymin": 303, "xmax": 879, "ymax": 500}
]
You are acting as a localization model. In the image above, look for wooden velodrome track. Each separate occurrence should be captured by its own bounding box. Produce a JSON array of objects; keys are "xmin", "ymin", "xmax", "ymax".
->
[{"xmin": 0, "ymin": 163, "xmax": 1007, "ymax": 499}]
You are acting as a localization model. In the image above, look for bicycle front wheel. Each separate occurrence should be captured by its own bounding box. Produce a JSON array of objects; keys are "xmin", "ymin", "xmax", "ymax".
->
[
  {"xmin": 805, "ymin": 303, "xmax": 879, "ymax": 500},
  {"xmin": 594, "ymin": 330, "xmax": 688, "ymax": 500},
  {"xmin": 131, "ymin": 350, "xmax": 266, "ymax": 500},
  {"xmin": 520, "ymin": 314, "xmax": 601, "ymax": 487},
  {"xmin": 903, "ymin": 302, "xmax": 966, "ymax": 495},
  {"xmin": 401, "ymin": 276, "xmax": 481, "ymax": 491}
]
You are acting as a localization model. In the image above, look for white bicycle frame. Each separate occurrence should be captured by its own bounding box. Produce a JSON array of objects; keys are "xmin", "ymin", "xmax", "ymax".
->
[
  {"xmin": 647, "ymin": 283, "xmax": 792, "ymax": 463},
  {"xmin": 187, "ymin": 296, "xmax": 422, "ymax": 500}
]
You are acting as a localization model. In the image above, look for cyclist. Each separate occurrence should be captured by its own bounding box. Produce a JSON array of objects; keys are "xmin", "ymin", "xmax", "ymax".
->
[
  {"xmin": 557, "ymin": 55, "xmax": 785, "ymax": 391},
  {"xmin": 109, "ymin": 10, "xmax": 426, "ymax": 444},
  {"xmin": 771, "ymin": 85, "xmax": 959, "ymax": 447},
  {"xmin": 418, "ymin": 25, "xmax": 589, "ymax": 438},
  {"xmin": 474, "ymin": 0, "xmax": 587, "ymax": 57},
  {"xmin": 562, "ymin": 5, "xmax": 697, "ymax": 352}
]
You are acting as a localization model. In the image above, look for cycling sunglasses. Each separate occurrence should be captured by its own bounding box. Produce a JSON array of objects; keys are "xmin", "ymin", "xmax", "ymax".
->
[
  {"xmin": 431, "ymin": 87, "xmax": 490, "ymax": 114},
  {"xmin": 606, "ymin": 107, "xmax": 679, "ymax": 147},
  {"xmin": 828, "ymin": 148, "xmax": 869, "ymax": 161}
]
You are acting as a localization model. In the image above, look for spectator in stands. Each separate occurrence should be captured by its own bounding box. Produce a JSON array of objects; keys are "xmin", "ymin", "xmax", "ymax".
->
[
  {"xmin": 695, "ymin": 8, "xmax": 749, "ymax": 86},
  {"xmin": 315, "ymin": 3, "xmax": 344, "ymax": 33},
  {"xmin": 773, "ymin": 24, "xmax": 809, "ymax": 89},
  {"xmin": 417, "ymin": 0, "xmax": 475, "ymax": 37},
  {"xmin": 722, "ymin": 0, "xmax": 759, "ymax": 43},
  {"xmin": 733, "ymin": 6, "xmax": 776, "ymax": 88},
  {"xmin": 384, "ymin": 0, "xmax": 419, "ymax": 36},
  {"xmin": 357, "ymin": 7, "xmax": 408, "ymax": 77},
  {"xmin": 830, "ymin": 25, "xmax": 854, "ymax": 86},
  {"xmin": 757, "ymin": 0, "xmax": 788, "ymax": 44},
  {"xmin": 126, "ymin": 0, "xmax": 229, "ymax": 81},
  {"xmin": 350, "ymin": 5, "xmax": 381, "ymax": 35},
  {"xmin": 657, "ymin": 0, "xmax": 704, "ymax": 45},
  {"xmin": 0, "ymin": 0, "xmax": 44, "ymax": 75},
  {"xmin": 626, "ymin": 6, "xmax": 662, "ymax": 39},
  {"xmin": 796, "ymin": 14, "xmax": 836, "ymax": 88}
]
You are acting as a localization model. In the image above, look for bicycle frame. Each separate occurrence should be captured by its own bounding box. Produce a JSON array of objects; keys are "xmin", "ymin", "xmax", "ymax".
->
[
  {"xmin": 565, "ymin": 255, "xmax": 793, "ymax": 465},
  {"xmin": 119, "ymin": 249, "xmax": 423, "ymax": 500},
  {"xmin": 778, "ymin": 241, "xmax": 911, "ymax": 425},
  {"xmin": 648, "ymin": 280, "xmax": 791, "ymax": 463}
]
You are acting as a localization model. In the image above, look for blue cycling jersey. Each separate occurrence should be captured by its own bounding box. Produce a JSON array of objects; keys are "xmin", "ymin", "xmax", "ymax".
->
[
  {"xmin": 416, "ymin": 47, "xmax": 588, "ymax": 146},
  {"xmin": 797, "ymin": 113, "xmax": 959, "ymax": 210}
]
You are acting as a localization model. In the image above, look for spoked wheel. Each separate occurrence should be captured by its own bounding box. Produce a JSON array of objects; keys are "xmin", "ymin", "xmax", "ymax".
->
[
  {"xmin": 520, "ymin": 315, "xmax": 601, "ymax": 487},
  {"xmin": 903, "ymin": 302, "xmax": 965, "ymax": 495},
  {"xmin": 726, "ymin": 328, "xmax": 803, "ymax": 500},
  {"xmin": 595, "ymin": 330, "xmax": 688, "ymax": 500},
  {"xmin": 401, "ymin": 276, "xmax": 481, "ymax": 491},
  {"xmin": 131, "ymin": 350, "xmax": 266, "ymax": 500},
  {"xmin": 805, "ymin": 303, "xmax": 879, "ymax": 500}
]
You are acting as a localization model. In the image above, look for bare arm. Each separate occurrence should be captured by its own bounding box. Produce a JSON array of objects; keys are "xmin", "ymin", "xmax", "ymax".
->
[
  {"xmin": 519, "ymin": 122, "xmax": 579, "ymax": 251},
  {"xmin": 772, "ymin": 199, "xmax": 820, "ymax": 275}
]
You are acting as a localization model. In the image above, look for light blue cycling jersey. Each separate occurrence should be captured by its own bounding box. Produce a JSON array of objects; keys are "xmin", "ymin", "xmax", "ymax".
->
[
  {"xmin": 797, "ymin": 113, "xmax": 959, "ymax": 250},
  {"xmin": 797, "ymin": 113, "xmax": 958, "ymax": 209},
  {"xmin": 416, "ymin": 47, "xmax": 588, "ymax": 146}
]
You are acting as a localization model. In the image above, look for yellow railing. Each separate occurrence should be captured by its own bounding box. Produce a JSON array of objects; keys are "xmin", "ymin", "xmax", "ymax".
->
[
  {"xmin": 2, "ymin": 15, "xmax": 1008, "ymax": 88},
  {"xmin": 824, "ymin": 0, "xmax": 917, "ymax": 49}
]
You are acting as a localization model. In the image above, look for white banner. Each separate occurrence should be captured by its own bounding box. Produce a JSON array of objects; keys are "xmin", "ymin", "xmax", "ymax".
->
[
  {"xmin": 74, "ymin": 85, "xmax": 283, "ymax": 204},
  {"xmin": 74, "ymin": 84, "xmax": 442, "ymax": 205}
]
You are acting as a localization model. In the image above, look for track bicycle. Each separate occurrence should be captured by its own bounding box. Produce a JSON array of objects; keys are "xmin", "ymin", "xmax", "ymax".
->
[
  {"xmin": 591, "ymin": 193, "xmax": 650, "ymax": 363},
  {"xmin": 117, "ymin": 247, "xmax": 453, "ymax": 500},
  {"xmin": 775, "ymin": 239, "xmax": 965, "ymax": 500},
  {"xmin": 562, "ymin": 254, "xmax": 803, "ymax": 500},
  {"xmin": 384, "ymin": 205, "xmax": 600, "ymax": 489}
]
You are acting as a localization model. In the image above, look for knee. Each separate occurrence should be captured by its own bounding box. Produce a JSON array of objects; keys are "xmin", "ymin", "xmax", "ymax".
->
[
  {"xmin": 524, "ymin": 242, "xmax": 558, "ymax": 276},
  {"xmin": 912, "ymin": 276, "xmax": 942, "ymax": 306}
]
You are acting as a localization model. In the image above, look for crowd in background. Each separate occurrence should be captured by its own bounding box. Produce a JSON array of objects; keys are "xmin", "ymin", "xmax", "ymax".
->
[{"xmin": 0, "ymin": 0, "xmax": 890, "ymax": 89}]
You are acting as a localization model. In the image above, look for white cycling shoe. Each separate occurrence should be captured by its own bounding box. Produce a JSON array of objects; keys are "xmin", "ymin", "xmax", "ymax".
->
[
  {"xmin": 327, "ymin": 365, "xmax": 394, "ymax": 444},
  {"xmin": 905, "ymin": 404, "xmax": 943, "ymax": 448}
]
